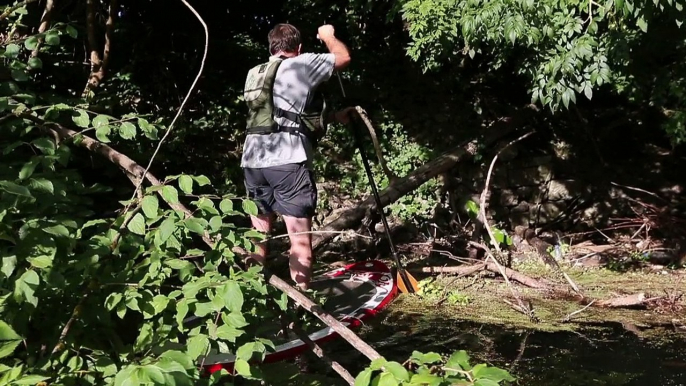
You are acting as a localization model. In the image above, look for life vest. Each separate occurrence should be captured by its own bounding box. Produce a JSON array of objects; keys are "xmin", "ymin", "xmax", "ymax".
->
[{"xmin": 243, "ymin": 56, "xmax": 329, "ymax": 145}]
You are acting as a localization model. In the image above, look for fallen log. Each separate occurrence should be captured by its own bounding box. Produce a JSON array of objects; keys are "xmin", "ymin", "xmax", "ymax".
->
[
  {"xmin": 414, "ymin": 262, "xmax": 549, "ymax": 289},
  {"xmin": 313, "ymin": 124, "xmax": 526, "ymax": 250},
  {"xmin": 595, "ymin": 293, "xmax": 647, "ymax": 308}
]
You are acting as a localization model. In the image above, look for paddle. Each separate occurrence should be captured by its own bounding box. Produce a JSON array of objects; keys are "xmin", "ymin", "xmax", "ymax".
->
[{"xmin": 331, "ymin": 71, "xmax": 419, "ymax": 294}]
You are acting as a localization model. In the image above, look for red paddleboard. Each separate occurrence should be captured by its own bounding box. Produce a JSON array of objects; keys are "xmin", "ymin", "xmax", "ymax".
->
[{"xmin": 202, "ymin": 260, "xmax": 397, "ymax": 374}]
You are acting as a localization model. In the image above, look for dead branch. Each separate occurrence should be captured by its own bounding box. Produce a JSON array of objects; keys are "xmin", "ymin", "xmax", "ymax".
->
[
  {"xmin": 82, "ymin": 0, "xmax": 117, "ymax": 96},
  {"xmin": 124, "ymin": 0, "xmax": 208, "ymax": 210},
  {"xmin": 0, "ymin": 0, "xmax": 39, "ymax": 22},
  {"xmin": 562, "ymin": 299, "xmax": 596, "ymax": 322},
  {"xmin": 479, "ymin": 132, "xmax": 533, "ymax": 254},
  {"xmin": 312, "ymin": 125, "xmax": 526, "ymax": 250},
  {"xmin": 596, "ymin": 293, "xmax": 647, "ymax": 308},
  {"xmin": 83, "ymin": 0, "xmax": 100, "ymax": 96},
  {"xmin": 290, "ymin": 323, "xmax": 355, "ymax": 385},
  {"xmin": 353, "ymin": 106, "xmax": 398, "ymax": 184},
  {"xmin": 414, "ymin": 261, "xmax": 549, "ymax": 289},
  {"xmin": 30, "ymin": 0, "xmax": 55, "ymax": 57}
]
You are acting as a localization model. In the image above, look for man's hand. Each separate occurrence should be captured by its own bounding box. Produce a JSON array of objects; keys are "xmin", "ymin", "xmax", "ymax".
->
[{"xmin": 317, "ymin": 24, "xmax": 335, "ymax": 41}]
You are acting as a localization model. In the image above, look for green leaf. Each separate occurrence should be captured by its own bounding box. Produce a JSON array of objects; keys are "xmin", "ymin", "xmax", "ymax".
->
[
  {"xmin": 637, "ymin": 16, "xmax": 648, "ymax": 32},
  {"xmin": 234, "ymin": 359, "xmax": 251, "ymax": 377},
  {"xmin": 354, "ymin": 369, "xmax": 373, "ymax": 386},
  {"xmin": 411, "ymin": 351, "xmax": 442, "ymax": 364},
  {"xmin": 127, "ymin": 213, "xmax": 146, "ymax": 235},
  {"xmin": 28, "ymin": 178, "xmax": 53, "ymax": 194},
  {"xmin": 141, "ymin": 195, "xmax": 159, "ymax": 219},
  {"xmin": 32, "ymin": 137, "xmax": 56, "ymax": 155},
  {"xmin": 377, "ymin": 372, "xmax": 399, "ymax": 386},
  {"xmin": 0, "ymin": 181, "xmax": 32, "ymax": 197},
  {"xmin": 474, "ymin": 380, "xmax": 500, "ymax": 386},
  {"xmin": 179, "ymin": 175, "xmax": 193, "ymax": 194},
  {"xmin": 242, "ymin": 199, "xmax": 259, "ymax": 216},
  {"xmin": 162, "ymin": 186, "xmax": 179, "ymax": 204},
  {"xmin": 27, "ymin": 57, "xmax": 43, "ymax": 69},
  {"xmin": 95, "ymin": 126, "xmax": 112, "ymax": 143},
  {"xmin": 72, "ymin": 110, "xmax": 90, "ymax": 128},
  {"xmin": 45, "ymin": 31, "xmax": 60, "ymax": 46},
  {"xmin": 192, "ymin": 175, "xmax": 211, "ymax": 186},
  {"xmin": 105, "ymin": 293, "xmax": 123, "ymax": 311},
  {"xmin": 13, "ymin": 269, "xmax": 39, "ymax": 306},
  {"xmin": 2, "ymin": 256, "xmax": 17, "ymax": 278},
  {"xmin": 11, "ymin": 70, "xmax": 28, "ymax": 82},
  {"xmin": 220, "ymin": 199, "xmax": 233, "ymax": 214},
  {"xmin": 18, "ymin": 158, "xmax": 40, "ymax": 180},
  {"xmin": 164, "ymin": 259, "xmax": 191, "ymax": 270},
  {"xmin": 119, "ymin": 122, "xmax": 137, "ymax": 140},
  {"xmin": 218, "ymin": 281, "xmax": 244, "ymax": 312},
  {"xmin": 409, "ymin": 373, "xmax": 443, "ymax": 385},
  {"xmin": 184, "ymin": 217, "xmax": 207, "ymax": 234},
  {"xmin": 66, "ymin": 25, "xmax": 78, "ymax": 38},
  {"xmin": 236, "ymin": 342, "xmax": 257, "ymax": 361},
  {"xmin": 5, "ymin": 44, "xmax": 20, "ymax": 58},
  {"xmin": 159, "ymin": 350, "xmax": 195, "ymax": 370},
  {"xmin": 13, "ymin": 375, "xmax": 50, "ymax": 385},
  {"xmin": 0, "ymin": 320, "xmax": 22, "ymax": 359},
  {"xmin": 92, "ymin": 115, "xmax": 110, "ymax": 128},
  {"xmin": 473, "ymin": 366, "xmax": 515, "ymax": 382},
  {"xmin": 209, "ymin": 216, "xmax": 222, "ymax": 232},
  {"xmin": 158, "ymin": 217, "xmax": 176, "ymax": 243},
  {"xmin": 383, "ymin": 362, "xmax": 409, "ymax": 382},
  {"xmin": 446, "ymin": 350, "xmax": 471, "ymax": 371}
]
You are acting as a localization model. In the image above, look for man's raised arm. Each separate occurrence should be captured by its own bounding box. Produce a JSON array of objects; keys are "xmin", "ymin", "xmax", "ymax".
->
[{"xmin": 317, "ymin": 24, "xmax": 351, "ymax": 71}]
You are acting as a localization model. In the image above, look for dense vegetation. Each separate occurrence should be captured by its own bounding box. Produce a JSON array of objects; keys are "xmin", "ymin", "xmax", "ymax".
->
[{"xmin": 1, "ymin": 0, "xmax": 684, "ymax": 384}]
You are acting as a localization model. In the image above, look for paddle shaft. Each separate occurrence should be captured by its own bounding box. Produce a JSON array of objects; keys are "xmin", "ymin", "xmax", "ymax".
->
[{"xmin": 334, "ymin": 72, "xmax": 416, "ymax": 293}]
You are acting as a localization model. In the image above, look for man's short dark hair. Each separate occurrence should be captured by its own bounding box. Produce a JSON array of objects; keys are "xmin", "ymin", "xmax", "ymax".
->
[{"xmin": 268, "ymin": 23, "xmax": 301, "ymax": 55}]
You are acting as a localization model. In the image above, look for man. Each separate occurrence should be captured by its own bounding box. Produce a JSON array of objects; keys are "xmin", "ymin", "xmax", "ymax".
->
[{"xmin": 240, "ymin": 23, "xmax": 353, "ymax": 291}]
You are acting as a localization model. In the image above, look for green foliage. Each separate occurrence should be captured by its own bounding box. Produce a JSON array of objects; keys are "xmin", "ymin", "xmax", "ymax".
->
[
  {"xmin": 0, "ymin": 10, "xmax": 291, "ymax": 385},
  {"xmin": 463, "ymin": 200, "xmax": 512, "ymax": 247},
  {"xmin": 354, "ymin": 350, "xmax": 515, "ymax": 386},
  {"xmin": 417, "ymin": 278, "xmax": 472, "ymax": 306},
  {"xmin": 315, "ymin": 114, "xmax": 439, "ymax": 224},
  {"xmin": 399, "ymin": 0, "xmax": 686, "ymax": 143}
]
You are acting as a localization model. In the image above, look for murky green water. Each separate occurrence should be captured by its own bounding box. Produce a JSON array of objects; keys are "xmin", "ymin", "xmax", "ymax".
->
[{"xmin": 306, "ymin": 310, "xmax": 686, "ymax": 386}]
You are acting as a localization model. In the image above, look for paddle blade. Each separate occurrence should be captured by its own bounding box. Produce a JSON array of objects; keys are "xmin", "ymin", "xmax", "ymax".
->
[{"xmin": 396, "ymin": 270, "xmax": 420, "ymax": 294}]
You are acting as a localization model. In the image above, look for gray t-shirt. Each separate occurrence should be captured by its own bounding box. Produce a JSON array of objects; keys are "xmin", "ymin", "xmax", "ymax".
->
[{"xmin": 240, "ymin": 52, "xmax": 336, "ymax": 169}]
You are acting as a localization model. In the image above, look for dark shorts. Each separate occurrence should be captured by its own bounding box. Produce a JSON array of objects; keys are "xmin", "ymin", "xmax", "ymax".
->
[{"xmin": 243, "ymin": 163, "xmax": 317, "ymax": 218}]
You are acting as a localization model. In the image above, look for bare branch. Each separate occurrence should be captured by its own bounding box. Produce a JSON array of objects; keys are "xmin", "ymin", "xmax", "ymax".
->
[
  {"xmin": 0, "ymin": 0, "xmax": 39, "ymax": 22},
  {"xmin": 122, "ymin": 0, "xmax": 209, "ymax": 213},
  {"xmin": 30, "ymin": 0, "xmax": 55, "ymax": 57}
]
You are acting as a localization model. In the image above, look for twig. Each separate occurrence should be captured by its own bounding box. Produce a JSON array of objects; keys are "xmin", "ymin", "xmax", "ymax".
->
[
  {"xmin": 479, "ymin": 132, "xmax": 533, "ymax": 253},
  {"xmin": 0, "ymin": 0, "xmax": 39, "ymax": 22},
  {"xmin": 290, "ymin": 323, "xmax": 356, "ymax": 385},
  {"xmin": 123, "ymin": 0, "xmax": 209, "ymax": 215},
  {"xmin": 611, "ymin": 181, "xmax": 668, "ymax": 203},
  {"xmin": 562, "ymin": 299, "xmax": 596, "ymax": 322},
  {"xmin": 51, "ymin": 281, "xmax": 96, "ymax": 355},
  {"xmin": 509, "ymin": 331, "xmax": 530, "ymax": 372},
  {"xmin": 266, "ymin": 230, "xmax": 373, "ymax": 241}
]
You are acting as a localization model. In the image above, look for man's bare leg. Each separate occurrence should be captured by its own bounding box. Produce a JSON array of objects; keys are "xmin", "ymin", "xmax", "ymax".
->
[
  {"xmin": 282, "ymin": 215, "xmax": 313, "ymax": 290},
  {"xmin": 248, "ymin": 213, "xmax": 275, "ymax": 265}
]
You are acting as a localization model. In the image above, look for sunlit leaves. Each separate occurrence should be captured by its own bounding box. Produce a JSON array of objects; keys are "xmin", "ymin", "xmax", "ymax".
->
[{"xmin": 72, "ymin": 110, "xmax": 90, "ymax": 128}]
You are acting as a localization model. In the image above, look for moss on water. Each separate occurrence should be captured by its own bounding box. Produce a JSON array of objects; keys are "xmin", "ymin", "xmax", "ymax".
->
[{"xmin": 384, "ymin": 260, "xmax": 685, "ymax": 338}]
